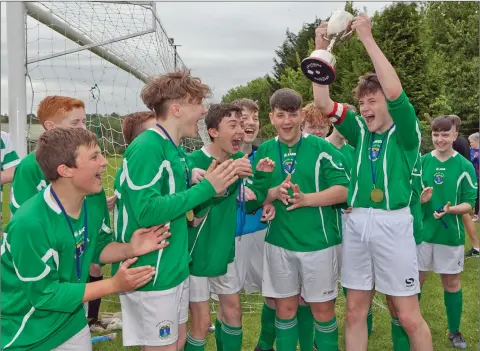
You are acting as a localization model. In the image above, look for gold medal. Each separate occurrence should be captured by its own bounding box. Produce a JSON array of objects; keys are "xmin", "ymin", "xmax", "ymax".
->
[
  {"xmin": 186, "ymin": 210, "xmax": 194, "ymax": 221},
  {"xmin": 370, "ymin": 188, "xmax": 384, "ymax": 203}
]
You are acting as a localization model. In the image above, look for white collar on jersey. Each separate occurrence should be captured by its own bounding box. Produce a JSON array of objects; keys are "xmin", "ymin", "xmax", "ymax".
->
[
  {"xmin": 275, "ymin": 133, "xmax": 310, "ymax": 142},
  {"xmin": 430, "ymin": 150, "xmax": 458, "ymax": 159},
  {"xmin": 43, "ymin": 185, "xmax": 62, "ymax": 214},
  {"xmin": 148, "ymin": 127, "xmax": 167, "ymax": 139},
  {"xmin": 201, "ymin": 146, "xmax": 212, "ymax": 158}
]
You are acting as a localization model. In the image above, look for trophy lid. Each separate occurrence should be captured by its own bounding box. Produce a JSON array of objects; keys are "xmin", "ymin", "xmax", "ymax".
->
[{"xmin": 327, "ymin": 10, "xmax": 354, "ymax": 38}]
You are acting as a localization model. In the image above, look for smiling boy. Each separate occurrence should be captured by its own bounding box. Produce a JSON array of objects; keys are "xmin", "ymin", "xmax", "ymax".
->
[
  {"xmin": 247, "ymin": 88, "xmax": 349, "ymax": 351},
  {"xmin": 312, "ymin": 14, "xmax": 433, "ymax": 350},
  {"xmin": 419, "ymin": 115, "xmax": 477, "ymax": 349},
  {"xmin": 115, "ymin": 72, "xmax": 243, "ymax": 351},
  {"xmin": 1, "ymin": 128, "xmax": 169, "ymax": 350}
]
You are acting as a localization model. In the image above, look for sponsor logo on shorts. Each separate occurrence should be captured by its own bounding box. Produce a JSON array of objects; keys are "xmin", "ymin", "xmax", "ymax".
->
[
  {"xmin": 323, "ymin": 289, "xmax": 335, "ymax": 295},
  {"xmin": 405, "ymin": 277, "xmax": 415, "ymax": 289},
  {"xmin": 434, "ymin": 172, "xmax": 444, "ymax": 184},
  {"xmin": 156, "ymin": 320, "xmax": 173, "ymax": 339}
]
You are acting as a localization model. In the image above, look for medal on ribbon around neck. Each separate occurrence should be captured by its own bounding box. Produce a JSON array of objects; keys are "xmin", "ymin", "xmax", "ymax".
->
[
  {"xmin": 368, "ymin": 126, "xmax": 393, "ymax": 204},
  {"xmin": 186, "ymin": 210, "xmax": 194, "ymax": 222},
  {"xmin": 370, "ymin": 187, "xmax": 384, "ymax": 203}
]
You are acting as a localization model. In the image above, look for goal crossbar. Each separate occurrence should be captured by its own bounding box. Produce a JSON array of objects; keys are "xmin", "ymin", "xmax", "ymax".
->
[{"xmin": 25, "ymin": 2, "xmax": 157, "ymax": 83}]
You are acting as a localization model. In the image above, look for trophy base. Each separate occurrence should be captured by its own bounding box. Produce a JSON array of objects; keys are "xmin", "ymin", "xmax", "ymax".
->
[{"xmin": 301, "ymin": 50, "xmax": 336, "ymax": 85}]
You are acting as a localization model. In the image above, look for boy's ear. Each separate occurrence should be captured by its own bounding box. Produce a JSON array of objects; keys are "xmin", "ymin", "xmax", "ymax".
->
[
  {"xmin": 57, "ymin": 164, "xmax": 74, "ymax": 178},
  {"xmin": 44, "ymin": 120, "xmax": 56, "ymax": 131},
  {"xmin": 208, "ymin": 127, "xmax": 219, "ymax": 139}
]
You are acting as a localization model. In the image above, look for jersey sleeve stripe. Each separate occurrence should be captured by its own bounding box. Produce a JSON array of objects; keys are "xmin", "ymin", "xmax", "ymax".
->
[
  {"xmin": 2, "ymin": 159, "xmax": 20, "ymax": 170},
  {"xmin": 3, "ymin": 306, "xmax": 36, "ymax": 349},
  {"xmin": 122, "ymin": 158, "xmax": 171, "ymax": 190},
  {"xmin": 12, "ymin": 248, "xmax": 59, "ymax": 282}
]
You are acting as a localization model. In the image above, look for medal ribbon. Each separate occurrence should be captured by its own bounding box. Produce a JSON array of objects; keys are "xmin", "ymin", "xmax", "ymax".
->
[
  {"xmin": 278, "ymin": 136, "xmax": 303, "ymax": 179},
  {"xmin": 237, "ymin": 179, "xmax": 247, "ymax": 232},
  {"xmin": 369, "ymin": 125, "xmax": 394, "ymax": 190},
  {"xmin": 156, "ymin": 124, "xmax": 190, "ymax": 189},
  {"xmin": 51, "ymin": 187, "xmax": 87, "ymax": 282}
]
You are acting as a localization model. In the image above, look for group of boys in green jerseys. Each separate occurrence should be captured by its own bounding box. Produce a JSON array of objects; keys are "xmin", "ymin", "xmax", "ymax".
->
[
  {"xmin": 2, "ymin": 12, "xmax": 478, "ymax": 351},
  {"xmin": 1, "ymin": 125, "xmax": 173, "ymax": 350},
  {"xmin": 312, "ymin": 12, "xmax": 477, "ymax": 351}
]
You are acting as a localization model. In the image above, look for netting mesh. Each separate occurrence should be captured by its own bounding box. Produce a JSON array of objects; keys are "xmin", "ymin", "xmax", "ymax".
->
[
  {"xmin": 25, "ymin": 1, "xmax": 209, "ymax": 194},
  {"xmin": 22, "ymin": 1, "xmax": 261, "ymax": 316}
]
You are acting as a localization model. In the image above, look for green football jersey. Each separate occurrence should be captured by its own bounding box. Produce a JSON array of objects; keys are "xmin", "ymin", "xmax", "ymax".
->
[
  {"xmin": 188, "ymin": 147, "xmax": 242, "ymax": 277},
  {"xmin": 10, "ymin": 151, "xmax": 48, "ymax": 215},
  {"xmin": 1, "ymin": 132, "xmax": 20, "ymax": 193},
  {"xmin": 1, "ymin": 186, "xmax": 112, "ymax": 351},
  {"xmin": 247, "ymin": 134, "xmax": 350, "ymax": 252},
  {"xmin": 1, "ymin": 131, "xmax": 20, "ymax": 171},
  {"xmin": 409, "ymin": 154, "xmax": 423, "ymax": 245},
  {"xmin": 334, "ymin": 91, "xmax": 421, "ymax": 210},
  {"xmin": 339, "ymin": 142, "xmax": 355, "ymax": 171},
  {"xmin": 421, "ymin": 151, "xmax": 478, "ymax": 246},
  {"xmin": 112, "ymin": 128, "xmax": 217, "ymax": 291}
]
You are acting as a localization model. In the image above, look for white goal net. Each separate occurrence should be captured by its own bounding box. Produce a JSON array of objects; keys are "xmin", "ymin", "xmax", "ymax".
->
[
  {"xmin": 24, "ymin": 1, "xmax": 209, "ymax": 196},
  {"xmin": 20, "ymin": 1, "xmax": 258, "ymax": 317}
]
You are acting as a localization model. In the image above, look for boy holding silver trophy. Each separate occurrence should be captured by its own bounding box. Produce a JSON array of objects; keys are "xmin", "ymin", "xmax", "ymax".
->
[{"xmin": 310, "ymin": 11, "xmax": 434, "ymax": 351}]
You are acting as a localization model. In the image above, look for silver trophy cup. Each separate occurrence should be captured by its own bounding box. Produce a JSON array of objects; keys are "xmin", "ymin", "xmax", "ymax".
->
[{"xmin": 301, "ymin": 9, "xmax": 354, "ymax": 85}]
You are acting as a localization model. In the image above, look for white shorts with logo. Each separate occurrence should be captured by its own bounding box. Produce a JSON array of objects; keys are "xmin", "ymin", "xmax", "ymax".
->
[
  {"xmin": 119, "ymin": 278, "xmax": 189, "ymax": 346},
  {"xmin": 341, "ymin": 207, "xmax": 420, "ymax": 296},
  {"xmin": 54, "ymin": 325, "xmax": 91, "ymax": 351},
  {"xmin": 417, "ymin": 242, "xmax": 464, "ymax": 274},
  {"xmin": 262, "ymin": 242, "xmax": 338, "ymax": 303}
]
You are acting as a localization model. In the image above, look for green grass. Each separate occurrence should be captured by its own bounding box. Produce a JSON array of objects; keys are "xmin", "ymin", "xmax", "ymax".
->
[
  {"xmin": 90, "ymin": 258, "xmax": 478, "ymax": 351},
  {"xmin": 2, "ymin": 157, "xmax": 478, "ymax": 350}
]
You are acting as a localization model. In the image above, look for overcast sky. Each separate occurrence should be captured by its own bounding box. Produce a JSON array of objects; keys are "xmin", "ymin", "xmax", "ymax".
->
[{"xmin": 1, "ymin": 1, "xmax": 391, "ymax": 115}]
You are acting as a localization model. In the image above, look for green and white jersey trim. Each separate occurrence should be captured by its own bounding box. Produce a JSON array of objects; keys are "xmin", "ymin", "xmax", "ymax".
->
[
  {"xmin": 314, "ymin": 150, "xmax": 350, "ymax": 244},
  {"xmin": 350, "ymin": 116, "xmax": 367, "ymax": 208},
  {"xmin": 119, "ymin": 128, "xmax": 174, "ymax": 285},
  {"xmin": 2, "ymin": 188, "xmax": 62, "ymax": 349},
  {"xmin": 350, "ymin": 117, "xmax": 421, "ymax": 210},
  {"xmin": 1, "ymin": 131, "xmax": 20, "ymax": 170}
]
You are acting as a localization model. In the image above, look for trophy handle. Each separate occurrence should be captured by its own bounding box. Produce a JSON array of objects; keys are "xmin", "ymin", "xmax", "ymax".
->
[{"xmin": 340, "ymin": 29, "xmax": 354, "ymax": 41}]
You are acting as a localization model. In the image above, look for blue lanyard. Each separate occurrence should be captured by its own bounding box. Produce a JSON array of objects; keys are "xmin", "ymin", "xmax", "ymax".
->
[
  {"xmin": 156, "ymin": 124, "xmax": 190, "ymax": 188},
  {"xmin": 436, "ymin": 206, "xmax": 449, "ymax": 229},
  {"xmin": 278, "ymin": 136, "xmax": 302, "ymax": 178},
  {"xmin": 237, "ymin": 180, "xmax": 247, "ymax": 232},
  {"xmin": 369, "ymin": 126, "xmax": 394, "ymax": 187},
  {"xmin": 51, "ymin": 188, "xmax": 87, "ymax": 282}
]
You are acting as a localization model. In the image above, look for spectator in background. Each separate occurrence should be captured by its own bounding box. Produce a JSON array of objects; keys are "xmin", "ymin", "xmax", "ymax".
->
[
  {"xmin": 450, "ymin": 116, "xmax": 479, "ymax": 258},
  {"xmin": 468, "ymin": 132, "xmax": 479, "ymax": 221},
  {"xmin": 302, "ymin": 103, "xmax": 330, "ymax": 138},
  {"xmin": 1, "ymin": 131, "xmax": 20, "ymax": 186}
]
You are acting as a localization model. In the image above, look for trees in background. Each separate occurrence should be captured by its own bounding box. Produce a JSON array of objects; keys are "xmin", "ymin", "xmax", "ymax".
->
[{"xmin": 222, "ymin": 1, "xmax": 479, "ymax": 152}]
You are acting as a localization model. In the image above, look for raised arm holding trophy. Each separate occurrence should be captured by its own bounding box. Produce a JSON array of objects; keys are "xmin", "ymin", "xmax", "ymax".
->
[{"xmin": 301, "ymin": 9, "xmax": 354, "ymax": 85}]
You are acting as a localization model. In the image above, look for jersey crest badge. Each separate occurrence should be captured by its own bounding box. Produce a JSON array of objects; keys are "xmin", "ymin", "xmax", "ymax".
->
[
  {"xmin": 369, "ymin": 140, "xmax": 383, "ymax": 161},
  {"xmin": 434, "ymin": 172, "xmax": 444, "ymax": 185},
  {"xmin": 283, "ymin": 159, "xmax": 297, "ymax": 174}
]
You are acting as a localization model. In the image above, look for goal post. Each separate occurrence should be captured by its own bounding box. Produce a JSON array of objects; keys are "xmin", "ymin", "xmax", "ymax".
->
[
  {"xmin": 8, "ymin": 1, "xmax": 210, "ymax": 196},
  {"xmin": 6, "ymin": 2, "xmax": 28, "ymax": 158}
]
